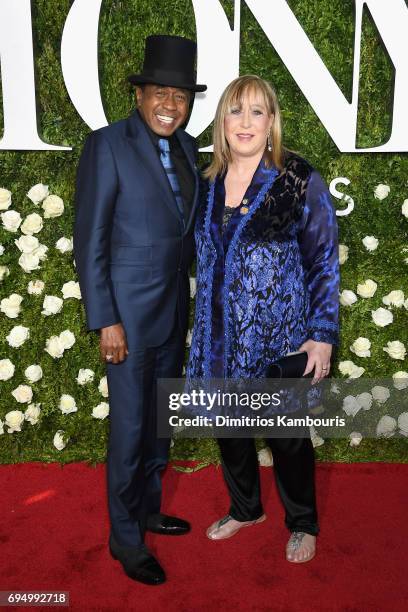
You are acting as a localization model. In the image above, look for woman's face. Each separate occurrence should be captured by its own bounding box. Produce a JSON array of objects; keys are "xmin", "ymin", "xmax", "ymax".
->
[{"xmin": 224, "ymin": 89, "xmax": 274, "ymax": 160}]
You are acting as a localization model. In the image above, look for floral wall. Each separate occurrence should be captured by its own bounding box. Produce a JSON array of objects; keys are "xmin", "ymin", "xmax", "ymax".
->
[{"xmin": 0, "ymin": 0, "xmax": 407, "ymax": 464}]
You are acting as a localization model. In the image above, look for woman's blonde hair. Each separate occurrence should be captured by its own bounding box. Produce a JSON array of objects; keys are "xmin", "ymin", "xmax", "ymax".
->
[{"xmin": 203, "ymin": 75, "xmax": 284, "ymax": 181}]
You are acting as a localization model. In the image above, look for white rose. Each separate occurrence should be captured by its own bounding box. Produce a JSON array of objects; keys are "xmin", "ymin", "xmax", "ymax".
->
[
  {"xmin": 14, "ymin": 235, "xmax": 39, "ymax": 253},
  {"xmin": 340, "ymin": 290, "xmax": 357, "ymax": 306},
  {"xmin": 0, "ymin": 188, "xmax": 12, "ymax": 210},
  {"xmin": 382, "ymin": 290, "xmax": 405, "ymax": 308},
  {"xmin": 350, "ymin": 337, "xmax": 371, "ymax": 358},
  {"xmin": 338, "ymin": 360, "xmax": 365, "ymax": 379},
  {"xmin": 402, "ymin": 199, "xmax": 408, "ymax": 219},
  {"xmin": 59, "ymin": 329, "xmax": 75, "ymax": 349},
  {"xmin": 1, "ymin": 210, "xmax": 22, "ymax": 232},
  {"xmin": 257, "ymin": 447, "xmax": 273, "ymax": 466},
  {"xmin": 383, "ymin": 340, "xmax": 406, "ymax": 360},
  {"xmin": 6, "ymin": 325, "xmax": 30, "ymax": 348},
  {"xmin": 59, "ymin": 394, "xmax": 77, "ymax": 414},
  {"xmin": 311, "ymin": 433, "xmax": 325, "ymax": 447},
  {"xmin": 349, "ymin": 364, "xmax": 366, "ymax": 378},
  {"xmin": 393, "ymin": 371, "xmax": 408, "ymax": 390},
  {"xmin": 357, "ymin": 279, "xmax": 377, "ymax": 298},
  {"xmin": 92, "ymin": 401, "xmax": 110, "ymax": 420},
  {"xmin": 41, "ymin": 295, "xmax": 63, "ymax": 316},
  {"xmin": 5, "ymin": 410, "xmax": 25, "ymax": 433},
  {"xmin": 25, "ymin": 403, "xmax": 41, "ymax": 424},
  {"xmin": 371, "ymin": 385, "xmax": 390, "ymax": 404},
  {"xmin": 0, "ymin": 244, "xmax": 4, "ymax": 255},
  {"xmin": 349, "ymin": 431, "xmax": 363, "ymax": 447},
  {"xmin": 53, "ymin": 430, "xmax": 68, "ymax": 450},
  {"xmin": 0, "ymin": 293, "xmax": 23, "ymax": 318},
  {"xmin": 21, "ymin": 212, "xmax": 43, "ymax": 235},
  {"xmin": 342, "ymin": 395, "xmax": 361, "ymax": 417},
  {"xmin": 374, "ymin": 184, "xmax": 390, "ymax": 200},
  {"xmin": 27, "ymin": 183, "xmax": 49, "ymax": 204},
  {"xmin": 98, "ymin": 376, "xmax": 109, "ymax": 398},
  {"xmin": 397, "ymin": 412, "xmax": 408, "ymax": 434},
  {"xmin": 0, "ymin": 265, "xmax": 10, "ymax": 281},
  {"xmin": 24, "ymin": 364, "xmax": 43, "ymax": 383},
  {"xmin": 55, "ymin": 236, "xmax": 73, "ymax": 253},
  {"xmin": 186, "ymin": 329, "xmax": 192, "ymax": 347},
  {"xmin": 33, "ymin": 244, "xmax": 48, "ymax": 262},
  {"xmin": 0, "ymin": 359, "xmax": 15, "ymax": 381},
  {"xmin": 11, "ymin": 384, "xmax": 33, "ymax": 404},
  {"xmin": 42, "ymin": 195, "xmax": 64, "ymax": 218},
  {"xmin": 27, "ymin": 279, "xmax": 45, "ymax": 295},
  {"xmin": 339, "ymin": 361, "xmax": 355, "ymax": 376},
  {"xmin": 18, "ymin": 252, "xmax": 40, "ymax": 273},
  {"xmin": 376, "ymin": 415, "xmax": 397, "ymax": 438},
  {"xmin": 62, "ymin": 281, "xmax": 81, "ymax": 300},
  {"xmin": 338, "ymin": 244, "xmax": 349, "ymax": 265},
  {"xmin": 45, "ymin": 335, "xmax": 65, "ymax": 359},
  {"xmin": 76, "ymin": 368, "xmax": 95, "ymax": 385},
  {"xmin": 362, "ymin": 236, "xmax": 378, "ymax": 251},
  {"xmin": 371, "ymin": 307, "xmax": 393, "ymax": 327},
  {"xmin": 189, "ymin": 277, "xmax": 197, "ymax": 299},
  {"xmin": 356, "ymin": 392, "xmax": 372, "ymax": 411}
]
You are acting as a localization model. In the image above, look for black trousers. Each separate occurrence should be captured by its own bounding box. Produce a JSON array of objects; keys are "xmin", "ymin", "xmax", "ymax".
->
[{"xmin": 217, "ymin": 436, "xmax": 319, "ymax": 536}]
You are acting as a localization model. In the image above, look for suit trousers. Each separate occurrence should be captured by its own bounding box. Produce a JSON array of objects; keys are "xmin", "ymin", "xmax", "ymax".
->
[
  {"xmin": 217, "ymin": 435, "xmax": 319, "ymax": 536},
  {"xmin": 106, "ymin": 320, "xmax": 185, "ymax": 547}
]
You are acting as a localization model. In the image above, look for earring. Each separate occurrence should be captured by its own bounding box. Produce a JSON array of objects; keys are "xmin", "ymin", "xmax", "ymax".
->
[{"xmin": 267, "ymin": 132, "xmax": 272, "ymax": 152}]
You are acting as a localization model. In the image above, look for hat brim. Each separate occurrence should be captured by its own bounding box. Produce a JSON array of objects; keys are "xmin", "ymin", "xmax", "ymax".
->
[{"xmin": 127, "ymin": 74, "xmax": 207, "ymax": 92}]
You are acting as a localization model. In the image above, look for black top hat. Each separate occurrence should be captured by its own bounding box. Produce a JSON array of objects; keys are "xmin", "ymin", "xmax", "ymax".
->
[{"xmin": 128, "ymin": 34, "xmax": 207, "ymax": 93}]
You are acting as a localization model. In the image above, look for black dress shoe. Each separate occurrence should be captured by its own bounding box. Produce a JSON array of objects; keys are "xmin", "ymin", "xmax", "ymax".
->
[
  {"xmin": 146, "ymin": 513, "xmax": 191, "ymax": 535},
  {"xmin": 109, "ymin": 535, "xmax": 166, "ymax": 585}
]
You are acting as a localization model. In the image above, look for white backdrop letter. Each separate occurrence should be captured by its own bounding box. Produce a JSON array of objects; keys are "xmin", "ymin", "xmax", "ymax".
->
[
  {"xmin": 0, "ymin": 0, "xmax": 70, "ymax": 150},
  {"xmin": 61, "ymin": 0, "xmax": 108, "ymax": 131},
  {"xmin": 245, "ymin": 0, "xmax": 408, "ymax": 152}
]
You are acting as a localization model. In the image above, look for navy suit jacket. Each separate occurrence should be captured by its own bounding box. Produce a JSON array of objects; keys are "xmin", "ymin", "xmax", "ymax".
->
[{"xmin": 73, "ymin": 110, "xmax": 199, "ymax": 348}]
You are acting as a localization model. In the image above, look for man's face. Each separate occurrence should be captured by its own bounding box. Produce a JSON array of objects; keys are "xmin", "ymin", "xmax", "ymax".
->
[{"xmin": 136, "ymin": 84, "xmax": 191, "ymax": 136}]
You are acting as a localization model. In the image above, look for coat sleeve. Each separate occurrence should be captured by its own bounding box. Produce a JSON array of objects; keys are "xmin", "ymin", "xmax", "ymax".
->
[
  {"xmin": 73, "ymin": 130, "xmax": 121, "ymax": 331},
  {"xmin": 297, "ymin": 170, "xmax": 340, "ymax": 345}
]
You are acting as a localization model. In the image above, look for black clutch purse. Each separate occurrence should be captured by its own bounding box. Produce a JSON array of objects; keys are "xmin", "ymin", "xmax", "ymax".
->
[{"xmin": 266, "ymin": 351, "xmax": 313, "ymax": 379}]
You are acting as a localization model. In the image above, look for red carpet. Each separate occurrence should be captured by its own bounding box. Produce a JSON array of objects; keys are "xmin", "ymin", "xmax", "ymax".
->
[{"xmin": 0, "ymin": 462, "xmax": 406, "ymax": 611}]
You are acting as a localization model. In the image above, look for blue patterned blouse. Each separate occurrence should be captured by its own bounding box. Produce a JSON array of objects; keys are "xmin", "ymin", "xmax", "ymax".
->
[{"xmin": 187, "ymin": 153, "xmax": 340, "ymax": 380}]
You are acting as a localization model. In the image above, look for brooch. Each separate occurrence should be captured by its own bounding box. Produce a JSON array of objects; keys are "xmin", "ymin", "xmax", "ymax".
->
[{"xmin": 240, "ymin": 198, "xmax": 249, "ymax": 214}]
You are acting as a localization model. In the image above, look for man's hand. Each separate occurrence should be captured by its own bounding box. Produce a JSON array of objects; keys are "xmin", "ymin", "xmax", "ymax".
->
[
  {"xmin": 100, "ymin": 323, "xmax": 129, "ymax": 364},
  {"xmin": 298, "ymin": 339, "xmax": 332, "ymax": 384}
]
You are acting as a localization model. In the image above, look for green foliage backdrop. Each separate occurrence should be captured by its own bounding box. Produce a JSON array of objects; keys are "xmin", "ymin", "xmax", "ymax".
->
[{"xmin": 0, "ymin": 0, "xmax": 407, "ymax": 463}]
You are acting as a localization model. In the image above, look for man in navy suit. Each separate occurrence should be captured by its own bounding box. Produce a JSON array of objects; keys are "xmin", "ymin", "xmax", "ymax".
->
[{"xmin": 74, "ymin": 35, "xmax": 206, "ymax": 585}]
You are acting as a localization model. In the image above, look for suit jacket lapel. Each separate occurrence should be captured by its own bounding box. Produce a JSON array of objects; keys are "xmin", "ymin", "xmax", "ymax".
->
[
  {"xmin": 175, "ymin": 128, "xmax": 199, "ymax": 234},
  {"xmin": 125, "ymin": 111, "xmax": 182, "ymax": 223}
]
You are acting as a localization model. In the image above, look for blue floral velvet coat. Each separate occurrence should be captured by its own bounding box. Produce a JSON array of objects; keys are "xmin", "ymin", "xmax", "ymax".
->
[{"xmin": 187, "ymin": 153, "xmax": 340, "ymax": 379}]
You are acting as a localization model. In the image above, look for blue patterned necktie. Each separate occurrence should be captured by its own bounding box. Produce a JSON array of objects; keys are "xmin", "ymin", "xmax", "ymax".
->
[{"xmin": 158, "ymin": 138, "xmax": 184, "ymax": 226}]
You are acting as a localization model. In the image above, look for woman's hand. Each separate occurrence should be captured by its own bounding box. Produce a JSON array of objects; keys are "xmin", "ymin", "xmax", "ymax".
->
[{"xmin": 298, "ymin": 339, "xmax": 332, "ymax": 384}]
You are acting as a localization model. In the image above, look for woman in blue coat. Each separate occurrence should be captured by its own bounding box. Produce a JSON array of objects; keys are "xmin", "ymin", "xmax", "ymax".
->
[{"xmin": 187, "ymin": 75, "xmax": 340, "ymax": 563}]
